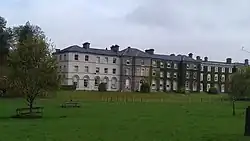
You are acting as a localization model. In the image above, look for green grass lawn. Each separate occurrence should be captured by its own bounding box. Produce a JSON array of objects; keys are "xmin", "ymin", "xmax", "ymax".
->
[{"xmin": 0, "ymin": 91, "xmax": 249, "ymax": 141}]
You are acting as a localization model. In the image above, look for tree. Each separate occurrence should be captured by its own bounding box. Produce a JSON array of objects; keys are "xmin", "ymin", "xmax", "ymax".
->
[
  {"xmin": 0, "ymin": 16, "xmax": 12, "ymax": 66},
  {"xmin": 229, "ymin": 67, "xmax": 250, "ymax": 99},
  {"xmin": 8, "ymin": 22, "xmax": 59, "ymax": 112}
]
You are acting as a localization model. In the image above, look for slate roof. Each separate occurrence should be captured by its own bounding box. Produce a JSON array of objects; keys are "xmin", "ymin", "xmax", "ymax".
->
[
  {"xmin": 118, "ymin": 47, "xmax": 151, "ymax": 58},
  {"xmin": 54, "ymin": 45, "xmax": 119, "ymax": 56},
  {"xmin": 151, "ymin": 54, "xmax": 198, "ymax": 62}
]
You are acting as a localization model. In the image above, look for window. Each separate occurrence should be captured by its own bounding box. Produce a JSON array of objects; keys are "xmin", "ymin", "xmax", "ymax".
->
[
  {"xmin": 167, "ymin": 72, "xmax": 171, "ymax": 78},
  {"xmin": 200, "ymin": 83, "xmax": 203, "ymax": 92},
  {"xmin": 96, "ymin": 57, "xmax": 100, "ymax": 63},
  {"xmin": 201, "ymin": 65, "xmax": 204, "ymax": 71},
  {"xmin": 173, "ymin": 81, "xmax": 177, "ymax": 90},
  {"xmin": 207, "ymin": 66, "xmax": 211, "ymax": 72},
  {"xmin": 113, "ymin": 58, "xmax": 117, "ymax": 64},
  {"xmin": 59, "ymin": 66, "xmax": 62, "ymax": 72},
  {"xmin": 167, "ymin": 62, "xmax": 171, "ymax": 68},
  {"xmin": 136, "ymin": 68, "xmax": 140, "ymax": 75},
  {"xmin": 229, "ymin": 67, "xmax": 232, "ymax": 73},
  {"xmin": 141, "ymin": 68, "xmax": 145, "ymax": 76},
  {"xmin": 105, "ymin": 57, "xmax": 108, "ymax": 63},
  {"xmin": 152, "ymin": 60, "xmax": 157, "ymax": 66},
  {"xmin": 222, "ymin": 67, "xmax": 225, "ymax": 73},
  {"xmin": 74, "ymin": 66, "xmax": 79, "ymax": 72},
  {"xmin": 193, "ymin": 82, "xmax": 197, "ymax": 91},
  {"xmin": 84, "ymin": 78, "xmax": 88, "ymax": 87},
  {"xmin": 74, "ymin": 54, "xmax": 78, "ymax": 60},
  {"xmin": 186, "ymin": 64, "xmax": 190, "ymax": 69},
  {"xmin": 174, "ymin": 63, "xmax": 178, "ymax": 69},
  {"xmin": 151, "ymin": 79, "xmax": 156, "ymax": 89},
  {"xmin": 173, "ymin": 72, "xmax": 177, "ymax": 78},
  {"xmin": 64, "ymin": 54, "xmax": 66, "ymax": 60},
  {"xmin": 146, "ymin": 68, "xmax": 149, "ymax": 76},
  {"xmin": 152, "ymin": 70, "xmax": 156, "ymax": 76},
  {"xmin": 96, "ymin": 67, "xmax": 100, "ymax": 73},
  {"xmin": 193, "ymin": 72, "xmax": 197, "ymax": 79},
  {"xmin": 59, "ymin": 55, "xmax": 62, "ymax": 60},
  {"xmin": 207, "ymin": 84, "xmax": 211, "ymax": 92},
  {"xmin": 207, "ymin": 74, "xmax": 211, "ymax": 81},
  {"xmin": 221, "ymin": 75, "xmax": 225, "ymax": 82},
  {"xmin": 85, "ymin": 55, "xmax": 89, "ymax": 61},
  {"xmin": 221, "ymin": 84, "xmax": 225, "ymax": 93},
  {"xmin": 95, "ymin": 77, "xmax": 100, "ymax": 86},
  {"xmin": 160, "ymin": 72, "xmax": 164, "ymax": 78},
  {"xmin": 166, "ymin": 80, "xmax": 171, "ymax": 91},
  {"xmin": 126, "ymin": 60, "xmax": 130, "ymax": 65},
  {"xmin": 125, "ymin": 68, "xmax": 130, "ymax": 75},
  {"xmin": 185, "ymin": 81, "xmax": 189, "ymax": 90},
  {"xmin": 186, "ymin": 72, "xmax": 190, "ymax": 79},
  {"xmin": 200, "ymin": 73, "xmax": 203, "ymax": 81},
  {"xmin": 104, "ymin": 68, "xmax": 108, "ymax": 74},
  {"xmin": 125, "ymin": 79, "xmax": 130, "ymax": 87},
  {"xmin": 141, "ymin": 60, "xmax": 144, "ymax": 65},
  {"xmin": 112, "ymin": 69, "xmax": 116, "ymax": 74},
  {"xmin": 160, "ymin": 62, "xmax": 164, "ymax": 68},
  {"xmin": 215, "ymin": 67, "xmax": 218, "ymax": 72},
  {"xmin": 193, "ymin": 65, "xmax": 197, "ymax": 70},
  {"xmin": 84, "ymin": 66, "xmax": 89, "ymax": 73},
  {"xmin": 214, "ymin": 74, "xmax": 218, "ymax": 82},
  {"xmin": 111, "ymin": 78, "xmax": 117, "ymax": 89},
  {"xmin": 63, "ymin": 65, "xmax": 66, "ymax": 72}
]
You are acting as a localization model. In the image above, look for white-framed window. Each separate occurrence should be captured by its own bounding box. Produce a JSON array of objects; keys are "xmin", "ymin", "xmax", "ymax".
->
[
  {"xmin": 136, "ymin": 68, "xmax": 140, "ymax": 76},
  {"xmin": 207, "ymin": 66, "xmax": 211, "ymax": 72},
  {"xmin": 221, "ymin": 74, "xmax": 225, "ymax": 82},
  {"xmin": 141, "ymin": 68, "xmax": 145, "ymax": 76},
  {"xmin": 85, "ymin": 55, "xmax": 89, "ymax": 61},
  {"xmin": 104, "ymin": 68, "xmax": 108, "ymax": 74},
  {"xmin": 159, "ymin": 80, "xmax": 164, "ymax": 90},
  {"xmin": 174, "ymin": 63, "xmax": 178, "ymax": 69},
  {"xmin": 96, "ymin": 67, "xmax": 100, "ymax": 73},
  {"xmin": 200, "ymin": 83, "xmax": 203, "ymax": 92},
  {"xmin": 221, "ymin": 67, "xmax": 225, "ymax": 73},
  {"xmin": 111, "ymin": 77, "xmax": 117, "ymax": 89},
  {"xmin": 125, "ymin": 68, "xmax": 130, "ymax": 75},
  {"xmin": 74, "ymin": 66, "xmax": 79, "ymax": 72},
  {"xmin": 160, "ymin": 62, "xmax": 164, "ymax": 68},
  {"xmin": 193, "ymin": 65, "xmax": 197, "ymax": 70},
  {"xmin": 193, "ymin": 72, "xmax": 197, "ymax": 79},
  {"xmin": 186, "ymin": 64, "xmax": 190, "ymax": 69},
  {"xmin": 84, "ymin": 66, "xmax": 89, "ymax": 73},
  {"xmin": 200, "ymin": 73, "xmax": 203, "ymax": 81},
  {"xmin": 173, "ymin": 72, "xmax": 177, "ymax": 78},
  {"xmin": 112, "ymin": 68, "xmax": 116, "ymax": 74},
  {"xmin": 113, "ymin": 58, "xmax": 117, "ymax": 64},
  {"xmin": 185, "ymin": 81, "xmax": 190, "ymax": 90},
  {"xmin": 105, "ymin": 57, "xmax": 108, "ymax": 63},
  {"xmin": 141, "ymin": 60, "xmax": 144, "ymax": 65},
  {"xmin": 160, "ymin": 72, "xmax": 164, "ymax": 78},
  {"xmin": 173, "ymin": 81, "xmax": 177, "ymax": 90},
  {"xmin": 215, "ymin": 67, "xmax": 218, "ymax": 72},
  {"xmin": 59, "ymin": 55, "xmax": 62, "ymax": 61},
  {"xmin": 221, "ymin": 84, "xmax": 225, "ymax": 93},
  {"xmin": 167, "ymin": 62, "xmax": 171, "ymax": 68},
  {"xmin": 166, "ymin": 80, "xmax": 171, "ymax": 91},
  {"xmin": 96, "ymin": 57, "xmax": 100, "ymax": 63},
  {"xmin": 84, "ymin": 78, "xmax": 88, "ymax": 87},
  {"xmin": 74, "ymin": 54, "xmax": 79, "ymax": 61},
  {"xmin": 146, "ymin": 68, "xmax": 149, "ymax": 76},
  {"xmin": 126, "ymin": 60, "xmax": 130, "ymax": 65},
  {"xmin": 152, "ymin": 69, "xmax": 156, "ymax": 76},
  {"xmin": 186, "ymin": 72, "xmax": 190, "ymax": 79},
  {"xmin": 167, "ymin": 72, "xmax": 171, "ymax": 78},
  {"xmin": 193, "ymin": 82, "xmax": 197, "ymax": 91},
  {"xmin": 63, "ymin": 65, "xmax": 66, "ymax": 72},
  {"xmin": 95, "ymin": 77, "xmax": 100, "ymax": 86},
  {"xmin": 152, "ymin": 60, "xmax": 157, "ymax": 66},
  {"xmin": 214, "ymin": 74, "xmax": 218, "ymax": 82},
  {"xmin": 207, "ymin": 84, "xmax": 211, "ymax": 92},
  {"xmin": 151, "ymin": 79, "xmax": 156, "ymax": 90},
  {"xmin": 207, "ymin": 74, "xmax": 211, "ymax": 81},
  {"xmin": 229, "ymin": 67, "xmax": 232, "ymax": 73},
  {"xmin": 125, "ymin": 79, "xmax": 130, "ymax": 87},
  {"xmin": 201, "ymin": 65, "xmax": 204, "ymax": 71}
]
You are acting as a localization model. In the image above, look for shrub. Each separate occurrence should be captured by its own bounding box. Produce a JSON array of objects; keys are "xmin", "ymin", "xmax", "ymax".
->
[
  {"xmin": 178, "ymin": 87, "xmax": 186, "ymax": 94},
  {"xmin": 60, "ymin": 85, "xmax": 76, "ymax": 91},
  {"xmin": 208, "ymin": 87, "xmax": 219, "ymax": 94},
  {"xmin": 140, "ymin": 83, "xmax": 150, "ymax": 93},
  {"xmin": 98, "ymin": 83, "xmax": 107, "ymax": 92}
]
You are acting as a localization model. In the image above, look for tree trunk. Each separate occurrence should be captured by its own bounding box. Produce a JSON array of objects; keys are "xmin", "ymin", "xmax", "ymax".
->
[
  {"xmin": 29, "ymin": 99, "xmax": 34, "ymax": 113},
  {"xmin": 244, "ymin": 106, "xmax": 250, "ymax": 136},
  {"xmin": 232, "ymin": 99, "xmax": 236, "ymax": 116}
]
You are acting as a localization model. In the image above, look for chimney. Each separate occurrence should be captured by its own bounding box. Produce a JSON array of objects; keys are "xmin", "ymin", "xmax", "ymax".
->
[
  {"xmin": 83, "ymin": 42, "xmax": 90, "ymax": 49},
  {"xmin": 226, "ymin": 58, "xmax": 232, "ymax": 64},
  {"xmin": 204, "ymin": 57, "xmax": 208, "ymax": 62},
  {"xmin": 145, "ymin": 49, "xmax": 154, "ymax": 55},
  {"xmin": 110, "ymin": 45, "xmax": 119, "ymax": 52},
  {"xmin": 170, "ymin": 54, "xmax": 175, "ymax": 56},
  {"xmin": 188, "ymin": 53, "xmax": 193, "ymax": 58},
  {"xmin": 245, "ymin": 59, "xmax": 249, "ymax": 65},
  {"xmin": 55, "ymin": 49, "xmax": 60, "ymax": 53},
  {"xmin": 196, "ymin": 56, "xmax": 201, "ymax": 60}
]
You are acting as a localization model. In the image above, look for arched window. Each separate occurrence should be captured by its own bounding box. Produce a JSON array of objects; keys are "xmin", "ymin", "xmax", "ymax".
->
[
  {"xmin": 72, "ymin": 75, "xmax": 80, "ymax": 88},
  {"xmin": 103, "ymin": 77, "xmax": 109, "ymax": 89},
  {"xmin": 111, "ymin": 77, "xmax": 118, "ymax": 89},
  {"xmin": 94, "ymin": 76, "xmax": 101, "ymax": 86},
  {"xmin": 83, "ymin": 75, "xmax": 90, "ymax": 88}
]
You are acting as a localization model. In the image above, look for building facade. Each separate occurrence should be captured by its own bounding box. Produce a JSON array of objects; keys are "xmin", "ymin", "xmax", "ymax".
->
[{"xmin": 54, "ymin": 42, "xmax": 248, "ymax": 93}]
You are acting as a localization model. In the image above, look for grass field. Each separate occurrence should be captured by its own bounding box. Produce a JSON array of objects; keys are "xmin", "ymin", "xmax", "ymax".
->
[{"xmin": 0, "ymin": 91, "xmax": 250, "ymax": 141}]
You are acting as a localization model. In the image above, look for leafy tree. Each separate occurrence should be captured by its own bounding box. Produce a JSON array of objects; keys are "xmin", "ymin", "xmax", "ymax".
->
[
  {"xmin": 0, "ymin": 16, "xmax": 12, "ymax": 66},
  {"xmin": 8, "ymin": 22, "xmax": 59, "ymax": 112},
  {"xmin": 229, "ymin": 67, "xmax": 250, "ymax": 99}
]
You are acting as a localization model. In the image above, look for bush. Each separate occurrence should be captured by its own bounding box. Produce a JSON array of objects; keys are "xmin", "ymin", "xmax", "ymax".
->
[
  {"xmin": 140, "ymin": 83, "xmax": 150, "ymax": 93},
  {"xmin": 208, "ymin": 87, "xmax": 219, "ymax": 94},
  {"xmin": 178, "ymin": 87, "xmax": 186, "ymax": 94},
  {"xmin": 98, "ymin": 83, "xmax": 107, "ymax": 92},
  {"xmin": 60, "ymin": 85, "xmax": 76, "ymax": 91}
]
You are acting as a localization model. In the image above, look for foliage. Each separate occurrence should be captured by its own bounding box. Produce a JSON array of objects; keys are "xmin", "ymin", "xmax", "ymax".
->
[
  {"xmin": 229, "ymin": 67, "xmax": 250, "ymax": 99},
  {"xmin": 178, "ymin": 87, "xmax": 186, "ymax": 94},
  {"xmin": 208, "ymin": 87, "xmax": 219, "ymax": 94},
  {"xmin": 60, "ymin": 85, "xmax": 76, "ymax": 91},
  {"xmin": 98, "ymin": 83, "xmax": 107, "ymax": 92},
  {"xmin": 140, "ymin": 83, "xmax": 150, "ymax": 93},
  {"xmin": 7, "ymin": 22, "xmax": 60, "ymax": 112}
]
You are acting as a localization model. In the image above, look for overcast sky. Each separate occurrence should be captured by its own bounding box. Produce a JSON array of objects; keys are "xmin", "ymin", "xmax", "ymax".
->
[{"xmin": 1, "ymin": 0, "xmax": 250, "ymax": 62}]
